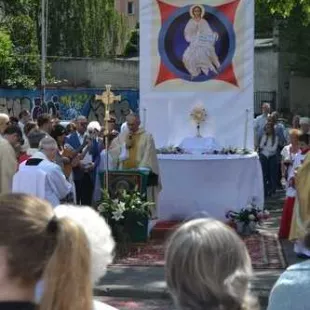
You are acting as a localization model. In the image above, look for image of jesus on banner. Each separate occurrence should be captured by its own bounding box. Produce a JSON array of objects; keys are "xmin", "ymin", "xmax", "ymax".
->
[{"xmin": 183, "ymin": 4, "xmax": 221, "ymax": 78}]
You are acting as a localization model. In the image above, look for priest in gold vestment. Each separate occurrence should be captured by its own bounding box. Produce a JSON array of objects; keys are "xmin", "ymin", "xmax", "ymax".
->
[
  {"xmin": 109, "ymin": 114, "xmax": 161, "ymax": 215},
  {"xmin": 289, "ymin": 151, "xmax": 310, "ymax": 255}
]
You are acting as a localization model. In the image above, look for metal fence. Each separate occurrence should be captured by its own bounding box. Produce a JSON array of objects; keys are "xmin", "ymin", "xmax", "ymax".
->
[{"xmin": 254, "ymin": 91, "xmax": 277, "ymax": 116}]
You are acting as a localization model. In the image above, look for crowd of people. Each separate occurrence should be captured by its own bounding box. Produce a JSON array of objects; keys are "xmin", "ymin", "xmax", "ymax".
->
[
  {"xmin": 254, "ymin": 103, "xmax": 310, "ymax": 254},
  {"xmin": 0, "ymin": 105, "xmax": 309, "ymax": 310},
  {"xmin": 254, "ymin": 103, "xmax": 310, "ymax": 198}
]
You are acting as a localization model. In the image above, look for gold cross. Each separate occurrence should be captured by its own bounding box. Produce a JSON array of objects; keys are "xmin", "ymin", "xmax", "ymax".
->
[
  {"xmin": 95, "ymin": 85, "xmax": 121, "ymax": 135},
  {"xmin": 95, "ymin": 85, "xmax": 121, "ymax": 106}
]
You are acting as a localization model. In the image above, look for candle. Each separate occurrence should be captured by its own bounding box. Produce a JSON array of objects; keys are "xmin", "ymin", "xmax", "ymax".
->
[
  {"xmin": 143, "ymin": 108, "xmax": 147, "ymax": 128},
  {"xmin": 243, "ymin": 109, "xmax": 249, "ymax": 150}
]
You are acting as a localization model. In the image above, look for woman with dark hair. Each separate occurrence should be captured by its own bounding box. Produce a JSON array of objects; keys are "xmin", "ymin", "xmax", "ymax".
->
[
  {"xmin": 259, "ymin": 121, "xmax": 279, "ymax": 197},
  {"xmin": 51, "ymin": 124, "xmax": 79, "ymax": 203},
  {"xmin": 50, "ymin": 125, "xmax": 70, "ymax": 171}
]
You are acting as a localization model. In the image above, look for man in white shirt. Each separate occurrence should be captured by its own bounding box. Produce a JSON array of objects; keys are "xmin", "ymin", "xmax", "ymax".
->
[
  {"xmin": 254, "ymin": 102, "xmax": 271, "ymax": 148},
  {"xmin": 18, "ymin": 109, "xmax": 31, "ymax": 133},
  {"xmin": 18, "ymin": 109, "xmax": 31, "ymax": 151},
  {"xmin": 13, "ymin": 136, "xmax": 72, "ymax": 207}
]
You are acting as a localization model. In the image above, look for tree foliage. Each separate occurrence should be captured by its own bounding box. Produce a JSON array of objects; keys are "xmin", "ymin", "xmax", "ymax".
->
[
  {"xmin": 0, "ymin": 0, "xmax": 129, "ymax": 88},
  {"xmin": 124, "ymin": 23, "xmax": 139, "ymax": 57},
  {"xmin": 47, "ymin": 0, "xmax": 128, "ymax": 57}
]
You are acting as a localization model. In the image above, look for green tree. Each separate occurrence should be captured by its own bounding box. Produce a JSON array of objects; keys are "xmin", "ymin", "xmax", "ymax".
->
[
  {"xmin": 123, "ymin": 23, "xmax": 139, "ymax": 57},
  {"xmin": 256, "ymin": 0, "xmax": 310, "ymax": 21},
  {"xmin": 0, "ymin": 29, "xmax": 14, "ymax": 86},
  {"xmin": 47, "ymin": 0, "xmax": 129, "ymax": 57}
]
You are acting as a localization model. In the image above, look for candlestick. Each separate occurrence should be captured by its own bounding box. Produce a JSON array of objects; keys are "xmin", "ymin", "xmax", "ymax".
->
[
  {"xmin": 143, "ymin": 108, "xmax": 147, "ymax": 128},
  {"xmin": 243, "ymin": 109, "xmax": 249, "ymax": 150}
]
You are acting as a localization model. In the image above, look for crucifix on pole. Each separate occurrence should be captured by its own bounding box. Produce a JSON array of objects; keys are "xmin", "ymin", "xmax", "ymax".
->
[{"xmin": 95, "ymin": 85, "xmax": 121, "ymax": 191}]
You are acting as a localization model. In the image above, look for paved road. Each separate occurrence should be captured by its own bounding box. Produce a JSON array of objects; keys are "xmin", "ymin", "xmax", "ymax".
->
[{"xmin": 95, "ymin": 191, "xmax": 301, "ymax": 310}]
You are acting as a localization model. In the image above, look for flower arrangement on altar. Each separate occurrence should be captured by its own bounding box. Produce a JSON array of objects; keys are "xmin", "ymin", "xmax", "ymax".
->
[
  {"xmin": 190, "ymin": 105, "xmax": 207, "ymax": 137},
  {"xmin": 208, "ymin": 147, "xmax": 252, "ymax": 155},
  {"xmin": 225, "ymin": 199, "xmax": 270, "ymax": 235},
  {"xmin": 97, "ymin": 189, "xmax": 155, "ymax": 243},
  {"xmin": 156, "ymin": 146, "xmax": 187, "ymax": 154}
]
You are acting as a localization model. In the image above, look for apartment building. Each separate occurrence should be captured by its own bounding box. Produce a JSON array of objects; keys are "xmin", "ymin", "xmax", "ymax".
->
[{"xmin": 115, "ymin": 0, "xmax": 139, "ymax": 28}]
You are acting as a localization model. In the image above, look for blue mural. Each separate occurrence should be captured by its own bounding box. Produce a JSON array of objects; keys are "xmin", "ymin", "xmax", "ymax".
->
[{"xmin": 0, "ymin": 88, "xmax": 139, "ymax": 126}]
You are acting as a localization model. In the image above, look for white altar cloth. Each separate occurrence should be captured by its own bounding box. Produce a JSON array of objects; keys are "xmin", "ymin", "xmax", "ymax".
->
[
  {"xmin": 179, "ymin": 136, "xmax": 221, "ymax": 154},
  {"xmin": 157, "ymin": 153, "xmax": 264, "ymax": 221}
]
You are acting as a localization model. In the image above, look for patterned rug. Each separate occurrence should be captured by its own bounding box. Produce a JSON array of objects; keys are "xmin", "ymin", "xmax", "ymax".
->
[{"xmin": 113, "ymin": 231, "xmax": 286, "ymax": 269}]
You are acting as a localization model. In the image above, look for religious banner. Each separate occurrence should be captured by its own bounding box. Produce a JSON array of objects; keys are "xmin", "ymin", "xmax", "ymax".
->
[{"xmin": 140, "ymin": 0, "xmax": 254, "ymax": 149}]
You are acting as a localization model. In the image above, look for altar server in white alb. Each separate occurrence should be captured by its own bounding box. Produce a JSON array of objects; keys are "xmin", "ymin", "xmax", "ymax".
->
[
  {"xmin": 110, "ymin": 113, "xmax": 161, "ymax": 211},
  {"xmin": 12, "ymin": 136, "xmax": 72, "ymax": 206}
]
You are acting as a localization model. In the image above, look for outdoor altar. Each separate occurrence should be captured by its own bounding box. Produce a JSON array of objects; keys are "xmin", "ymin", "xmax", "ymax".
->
[
  {"xmin": 153, "ymin": 105, "xmax": 264, "ymax": 221},
  {"xmin": 157, "ymin": 152, "xmax": 264, "ymax": 221}
]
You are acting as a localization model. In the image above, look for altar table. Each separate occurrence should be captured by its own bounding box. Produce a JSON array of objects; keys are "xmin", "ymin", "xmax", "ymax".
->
[{"xmin": 157, "ymin": 153, "xmax": 264, "ymax": 221}]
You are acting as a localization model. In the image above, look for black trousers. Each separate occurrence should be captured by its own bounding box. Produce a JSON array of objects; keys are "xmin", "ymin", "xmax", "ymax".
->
[{"xmin": 74, "ymin": 173, "xmax": 94, "ymax": 206}]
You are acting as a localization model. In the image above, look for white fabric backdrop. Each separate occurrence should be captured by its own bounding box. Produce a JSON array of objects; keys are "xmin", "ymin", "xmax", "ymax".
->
[
  {"xmin": 157, "ymin": 153, "xmax": 264, "ymax": 221},
  {"xmin": 140, "ymin": 0, "xmax": 254, "ymax": 149}
]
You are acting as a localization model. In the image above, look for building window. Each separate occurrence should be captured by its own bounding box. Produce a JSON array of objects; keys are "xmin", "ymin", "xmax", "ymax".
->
[{"xmin": 127, "ymin": 1, "xmax": 134, "ymax": 15}]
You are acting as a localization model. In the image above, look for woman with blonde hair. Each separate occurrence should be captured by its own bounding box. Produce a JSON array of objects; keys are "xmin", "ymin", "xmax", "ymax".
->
[
  {"xmin": 0, "ymin": 193, "xmax": 116, "ymax": 310},
  {"xmin": 165, "ymin": 218, "xmax": 259, "ymax": 310}
]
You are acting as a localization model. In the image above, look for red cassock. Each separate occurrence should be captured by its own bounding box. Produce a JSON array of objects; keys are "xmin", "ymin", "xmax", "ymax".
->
[
  {"xmin": 18, "ymin": 153, "xmax": 31, "ymax": 165},
  {"xmin": 278, "ymin": 196, "xmax": 295, "ymax": 239}
]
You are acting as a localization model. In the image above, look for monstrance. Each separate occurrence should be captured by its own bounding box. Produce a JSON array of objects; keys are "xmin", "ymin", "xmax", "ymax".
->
[
  {"xmin": 190, "ymin": 105, "xmax": 207, "ymax": 137},
  {"xmin": 96, "ymin": 85, "xmax": 121, "ymax": 191}
]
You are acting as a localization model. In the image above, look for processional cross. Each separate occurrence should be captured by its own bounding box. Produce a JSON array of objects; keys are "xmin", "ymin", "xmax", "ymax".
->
[{"xmin": 96, "ymin": 85, "xmax": 121, "ymax": 190}]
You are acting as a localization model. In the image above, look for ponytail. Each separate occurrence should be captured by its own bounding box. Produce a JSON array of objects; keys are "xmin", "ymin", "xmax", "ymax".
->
[{"xmin": 40, "ymin": 217, "xmax": 93, "ymax": 310}]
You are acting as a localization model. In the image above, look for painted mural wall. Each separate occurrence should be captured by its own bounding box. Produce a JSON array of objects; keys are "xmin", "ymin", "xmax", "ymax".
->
[{"xmin": 0, "ymin": 88, "xmax": 139, "ymax": 127}]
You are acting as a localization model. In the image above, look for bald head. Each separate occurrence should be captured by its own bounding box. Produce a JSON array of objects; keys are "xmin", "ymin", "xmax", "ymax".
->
[
  {"xmin": 126, "ymin": 114, "xmax": 140, "ymax": 133},
  {"xmin": 0, "ymin": 113, "xmax": 10, "ymax": 134}
]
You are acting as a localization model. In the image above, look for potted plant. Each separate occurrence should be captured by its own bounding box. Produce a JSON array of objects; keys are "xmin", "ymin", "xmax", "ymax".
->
[
  {"xmin": 97, "ymin": 189, "xmax": 155, "ymax": 243},
  {"xmin": 226, "ymin": 201, "xmax": 269, "ymax": 236}
]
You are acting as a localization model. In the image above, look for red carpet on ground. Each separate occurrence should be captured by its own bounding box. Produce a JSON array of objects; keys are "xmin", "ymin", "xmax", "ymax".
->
[{"xmin": 113, "ymin": 221, "xmax": 287, "ymax": 269}]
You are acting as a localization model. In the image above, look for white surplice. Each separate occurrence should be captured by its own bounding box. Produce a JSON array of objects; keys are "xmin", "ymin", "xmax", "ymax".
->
[{"xmin": 13, "ymin": 151, "xmax": 72, "ymax": 207}]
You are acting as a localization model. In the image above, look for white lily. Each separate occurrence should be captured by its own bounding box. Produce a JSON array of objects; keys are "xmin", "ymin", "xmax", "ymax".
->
[
  {"xmin": 112, "ymin": 209, "xmax": 124, "ymax": 221},
  {"xmin": 118, "ymin": 201, "xmax": 126, "ymax": 211}
]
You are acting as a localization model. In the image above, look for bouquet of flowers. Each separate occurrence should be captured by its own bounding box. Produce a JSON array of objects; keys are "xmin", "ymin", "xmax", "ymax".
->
[
  {"xmin": 98, "ymin": 189, "xmax": 154, "ymax": 222},
  {"xmin": 226, "ymin": 206, "xmax": 269, "ymax": 225},
  {"xmin": 210, "ymin": 147, "xmax": 252, "ymax": 155},
  {"xmin": 156, "ymin": 146, "xmax": 187, "ymax": 154}
]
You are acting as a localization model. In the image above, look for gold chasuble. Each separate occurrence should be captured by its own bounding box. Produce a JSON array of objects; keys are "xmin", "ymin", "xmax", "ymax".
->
[
  {"xmin": 289, "ymin": 153, "xmax": 310, "ymax": 240},
  {"xmin": 122, "ymin": 133, "xmax": 141, "ymax": 169},
  {"xmin": 109, "ymin": 128, "xmax": 162, "ymax": 216}
]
